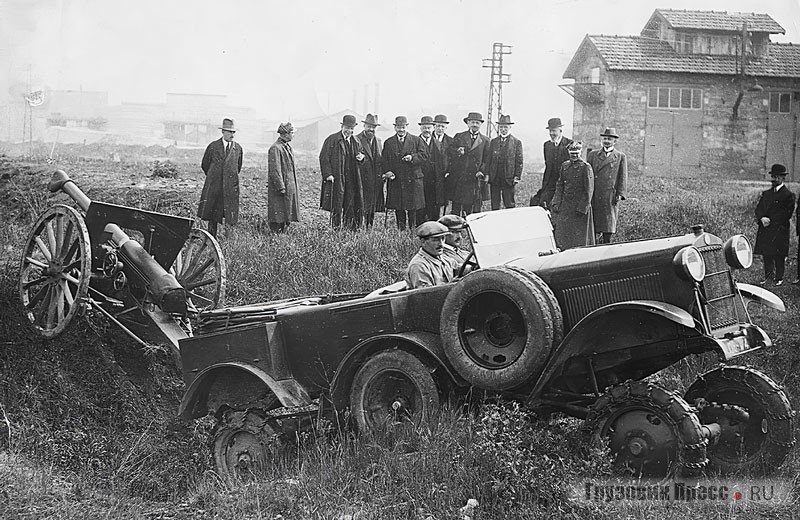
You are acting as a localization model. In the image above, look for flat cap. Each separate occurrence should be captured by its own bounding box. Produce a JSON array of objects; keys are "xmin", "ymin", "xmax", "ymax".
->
[
  {"xmin": 416, "ymin": 221, "xmax": 450, "ymax": 239},
  {"xmin": 438, "ymin": 214, "xmax": 465, "ymax": 231}
]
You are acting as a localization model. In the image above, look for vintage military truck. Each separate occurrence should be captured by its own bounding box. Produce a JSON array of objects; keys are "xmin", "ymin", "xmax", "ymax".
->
[{"xmin": 176, "ymin": 206, "xmax": 794, "ymax": 478}]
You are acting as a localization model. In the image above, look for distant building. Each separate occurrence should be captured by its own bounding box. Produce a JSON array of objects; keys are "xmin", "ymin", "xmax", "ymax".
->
[
  {"xmin": 292, "ymin": 109, "xmax": 367, "ymax": 151},
  {"xmin": 561, "ymin": 9, "xmax": 800, "ymax": 179}
]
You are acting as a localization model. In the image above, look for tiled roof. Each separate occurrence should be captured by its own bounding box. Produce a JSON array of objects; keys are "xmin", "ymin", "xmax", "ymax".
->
[
  {"xmin": 578, "ymin": 35, "xmax": 800, "ymax": 78},
  {"xmin": 655, "ymin": 9, "xmax": 784, "ymax": 34}
]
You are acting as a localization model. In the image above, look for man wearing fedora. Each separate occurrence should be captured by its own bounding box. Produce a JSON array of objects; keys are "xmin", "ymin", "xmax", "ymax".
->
[
  {"xmin": 355, "ymin": 114, "xmax": 384, "ymax": 228},
  {"xmin": 382, "ymin": 116, "xmax": 427, "ymax": 231},
  {"xmin": 448, "ymin": 112, "xmax": 490, "ymax": 216},
  {"xmin": 267, "ymin": 122, "xmax": 300, "ymax": 233},
  {"xmin": 587, "ymin": 127, "xmax": 627, "ymax": 244},
  {"xmin": 754, "ymin": 164, "xmax": 796, "ymax": 286},
  {"xmin": 483, "ymin": 114, "xmax": 523, "ymax": 210},
  {"xmin": 417, "ymin": 115, "xmax": 445, "ymax": 222},
  {"xmin": 198, "ymin": 118, "xmax": 243, "ymax": 238},
  {"xmin": 532, "ymin": 117, "xmax": 573, "ymax": 209},
  {"xmin": 319, "ymin": 114, "xmax": 365, "ymax": 230}
]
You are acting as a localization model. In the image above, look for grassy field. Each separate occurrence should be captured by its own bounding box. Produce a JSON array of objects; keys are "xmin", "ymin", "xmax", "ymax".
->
[{"xmin": 1, "ymin": 149, "xmax": 799, "ymax": 519}]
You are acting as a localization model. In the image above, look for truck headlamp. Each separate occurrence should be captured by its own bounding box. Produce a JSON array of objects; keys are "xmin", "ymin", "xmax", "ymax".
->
[
  {"xmin": 674, "ymin": 246, "xmax": 706, "ymax": 282},
  {"xmin": 723, "ymin": 235, "xmax": 753, "ymax": 269}
]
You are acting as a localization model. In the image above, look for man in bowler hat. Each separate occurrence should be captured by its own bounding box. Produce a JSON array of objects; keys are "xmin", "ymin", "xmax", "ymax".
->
[
  {"xmin": 532, "ymin": 117, "xmax": 572, "ymax": 209},
  {"xmin": 319, "ymin": 114, "xmax": 366, "ymax": 229},
  {"xmin": 417, "ymin": 115, "xmax": 445, "ymax": 222},
  {"xmin": 588, "ymin": 126, "xmax": 627, "ymax": 244},
  {"xmin": 483, "ymin": 114, "xmax": 523, "ymax": 210},
  {"xmin": 198, "ymin": 118, "xmax": 243, "ymax": 237},
  {"xmin": 382, "ymin": 116, "xmax": 427, "ymax": 230},
  {"xmin": 754, "ymin": 164, "xmax": 796, "ymax": 286}
]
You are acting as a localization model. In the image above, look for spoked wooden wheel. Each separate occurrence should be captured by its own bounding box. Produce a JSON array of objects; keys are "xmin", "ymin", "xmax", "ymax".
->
[
  {"xmin": 170, "ymin": 227, "xmax": 226, "ymax": 312},
  {"xmin": 19, "ymin": 205, "xmax": 91, "ymax": 338}
]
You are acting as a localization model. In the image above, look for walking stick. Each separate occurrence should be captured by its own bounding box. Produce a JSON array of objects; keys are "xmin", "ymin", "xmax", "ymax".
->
[{"xmin": 383, "ymin": 178, "xmax": 389, "ymax": 228}]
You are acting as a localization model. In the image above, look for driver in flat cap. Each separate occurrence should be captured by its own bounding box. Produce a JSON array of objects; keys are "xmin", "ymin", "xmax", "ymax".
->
[{"xmin": 405, "ymin": 221, "xmax": 454, "ymax": 289}]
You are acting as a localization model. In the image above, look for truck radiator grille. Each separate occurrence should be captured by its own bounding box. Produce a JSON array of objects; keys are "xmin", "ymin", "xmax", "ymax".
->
[
  {"xmin": 561, "ymin": 272, "xmax": 663, "ymax": 328},
  {"xmin": 698, "ymin": 244, "xmax": 739, "ymax": 330}
]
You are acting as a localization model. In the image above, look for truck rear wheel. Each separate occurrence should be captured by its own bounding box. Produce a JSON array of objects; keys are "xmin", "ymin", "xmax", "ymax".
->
[
  {"xmin": 440, "ymin": 266, "xmax": 554, "ymax": 390},
  {"xmin": 684, "ymin": 366, "xmax": 794, "ymax": 476},
  {"xmin": 350, "ymin": 349, "xmax": 440, "ymax": 434}
]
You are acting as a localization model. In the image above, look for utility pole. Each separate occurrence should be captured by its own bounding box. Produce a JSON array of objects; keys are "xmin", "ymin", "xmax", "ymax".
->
[{"xmin": 482, "ymin": 42, "xmax": 512, "ymax": 138}]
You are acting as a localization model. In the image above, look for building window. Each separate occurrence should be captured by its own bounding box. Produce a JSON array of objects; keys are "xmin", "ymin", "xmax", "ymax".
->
[
  {"xmin": 648, "ymin": 87, "xmax": 703, "ymax": 109},
  {"xmin": 673, "ymin": 33, "xmax": 694, "ymax": 54},
  {"xmin": 590, "ymin": 67, "xmax": 600, "ymax": 84},
  {"xmin": 769, "ymin": 92, "xmax": 791, "ymax": 113}
]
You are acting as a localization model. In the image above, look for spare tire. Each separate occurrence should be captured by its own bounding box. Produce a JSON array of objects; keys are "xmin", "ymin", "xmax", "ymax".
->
[
  {"xmin": 503, "ymin": 265, "xmax": 564, "ymax": 348},
  {"xmin": 440, "ymin": 266, "xmax": 554, "ymax": 390}
]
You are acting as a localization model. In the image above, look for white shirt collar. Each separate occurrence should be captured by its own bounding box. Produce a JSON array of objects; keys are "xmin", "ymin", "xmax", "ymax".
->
[
  {"xmin": 551, "ymin": 135, "xmax": 562, "ymax": 146},
  {"xmin": 603, "ymin": 146, "xmax": 614, "ymax": 153},
  {"xmin": 774, "ymin": 183, "xmax": 785, "ymax": 192}
]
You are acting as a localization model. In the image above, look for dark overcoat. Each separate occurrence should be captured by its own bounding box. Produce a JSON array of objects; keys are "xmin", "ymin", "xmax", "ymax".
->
[
  {"xmin": 533, "ymin": 137, "xmax": 573, "ymax": 207},
  {"xmin": 319, "ymin": 132, "xmax": 365, "ymax": 214},
  {"xmin": 198, "ymin": 138, "xmax": 242, "ymax": 224},
  {"xmin": 485, "ymin": 134, "xmax": 523, "ymax": 187},
  {"xmin": 754, "ymin": 185, "xmax": 796, "ymax": 256},
  {"xmin": 587, "ymin": 148, "xmax": 627, "ymax": 233},
  {"xmin": 418, "ymin": 135, "xmax": 446, "ymax": 206},
  {"xmin": 267, "ymin": 137, "xmax": 300, "ymax": 224},
  {"xmin": 432, "ymin": 134, "xmax": 453, "ymax": 203},
  {"xmin": 447, "ymin": 131, "xmax": 490, "ymax": 205},
  {"xmin": 355, "ymin": 130, "xmax": 384, "ymax": 214},
  {"xmin": 551, "ymin": 159, "xmax": 595, "ymax": 250},
  {"xmin": 382, "ymin": 134, "xmax": 427, "ymax": 211}
]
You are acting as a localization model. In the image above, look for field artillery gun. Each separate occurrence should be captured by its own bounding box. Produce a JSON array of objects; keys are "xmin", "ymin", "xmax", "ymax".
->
[
  {"xmin": 177, "ymin": 207, "xmax": 795, "ymax": 479},
  {"xmin": 18, "ymin": 170, "xmax": 226, "ymax": 352}
]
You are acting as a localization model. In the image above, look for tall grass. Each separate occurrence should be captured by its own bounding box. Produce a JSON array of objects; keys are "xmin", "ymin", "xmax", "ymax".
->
[{"xmin": 1, "ymin": 153, "xmax": 798, "ymax": 518}]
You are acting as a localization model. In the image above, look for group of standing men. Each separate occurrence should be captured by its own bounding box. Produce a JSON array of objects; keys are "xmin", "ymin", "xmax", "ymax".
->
[
  {"xmin": 532, "ymin": 118, "xmax": 628, "ymax": 250},
  {"xmin": 195, "ymin": 114, "xmax": 629, "ymax": 251},
  {"xmin": 318, "ymin": 111, "xmax": 524, "ymax": 231}
]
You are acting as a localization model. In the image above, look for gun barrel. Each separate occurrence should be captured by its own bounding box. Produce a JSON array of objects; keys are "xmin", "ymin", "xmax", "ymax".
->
[
  {"xmin": 48, "ymin": 170, "xmax": 91, "ymax": 211},
  {"xmin": 104, "ymin": 223, "xmax": 188, "ymax": 316}
]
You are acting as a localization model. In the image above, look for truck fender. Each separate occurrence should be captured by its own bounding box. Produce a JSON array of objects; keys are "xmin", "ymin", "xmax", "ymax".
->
[
  {"xmin": 329, "ymin": 331, "xmax": 465, "ymax": 411},
  {"xmin": 178, "ymin": 361, "xmax": 311, "ymax": 419},
  {"xmin": 736, "ymin": 283, "xmax": 786, "ymax": 312},
  {"xmin": 526, "ymin": 300, "xmax": 700, "ymax": 402}
]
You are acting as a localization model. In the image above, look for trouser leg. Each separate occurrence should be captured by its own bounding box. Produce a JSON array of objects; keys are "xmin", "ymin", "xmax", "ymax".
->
[
  {"xmin": 207, "ymin": 220, "xmax": 218, "ymax": 237},
  {"xmin": 407, "ymin": 210, "xmax": 417, "ymax": 231},
  {"xmin": 396, "ymin": 210, "xmax": 406, "ymax": 230},
  {"xmin": 599, "ymin": 232, "xmax": 613, "ymax": 244},
  {"xmin": 775, "ymin": 256, "xmax": 786, "ymax": 281},
  {"xmin": 490, "ymin": 184, "xmax": 501, "ymax": 211},
  {"xmin": 503, "ymin": 186, "xmax": 516, "ymax": 208},
  {"xmin": 763, "ymin": 255, "xmax": 775, "ymax": 280}
]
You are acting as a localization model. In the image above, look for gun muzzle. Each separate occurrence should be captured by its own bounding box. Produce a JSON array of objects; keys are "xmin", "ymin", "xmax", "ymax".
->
[{"xmin": 48, "ymin": 170, "xmax": 91, "ymax": 211}]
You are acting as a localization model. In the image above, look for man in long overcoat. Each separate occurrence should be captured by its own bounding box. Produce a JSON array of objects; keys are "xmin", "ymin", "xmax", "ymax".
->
[
  {"xmin": 432, "ymin": 114, "xmax": 453, "ymax": 212},
  {"xmin": 319, "ymin": 114, "xmax": 365, "ymax": 230},
  {"xmin": 483, "ymin": 114, "xmax": 523, "ymax": 210},
  {"xmin": 267, "ymin": 122, "xmax": 300, "ymax": 233},
  {"xmin": 448, "ymin": 112, "xmax": 490, "ymax": 216},
  {"xmin": 382, "ymin": 115, "xmax": 427, "ymax": 231},
  {"xmin": 198, "ymin": 118, "xmax": 243, "ymax": 237},
  {"xmin": 417, "ymin": 115, "xmax": 443, "ymax": 223},
  {"xmin": 551, "ymin": 141, "xmax": 595, "ymax": 250},
  {"xmin": 355, "ymin": 114, "xmax": 383, "ymax": 228},
  {"xmin": 754, "ymin": 163, "xmax": 796, "ymax": 285},
  {"xmin": 588, "ymin": 127, "xmax": 627, "ymax": 244},
  {"xmin": 532, "ymin": 117, "xmax": 572, "ymax": 209}
]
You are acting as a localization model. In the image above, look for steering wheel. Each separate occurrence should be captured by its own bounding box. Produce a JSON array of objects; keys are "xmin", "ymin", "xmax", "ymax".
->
[{"xmin": 457, "ymin": 251, "xmax": 479, "ymax": 278}]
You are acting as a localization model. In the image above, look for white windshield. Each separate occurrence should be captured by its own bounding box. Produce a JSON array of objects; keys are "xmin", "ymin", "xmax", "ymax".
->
[{"xmin": 466, "ymin": 207, "xmax": 557, "ymax": 268}]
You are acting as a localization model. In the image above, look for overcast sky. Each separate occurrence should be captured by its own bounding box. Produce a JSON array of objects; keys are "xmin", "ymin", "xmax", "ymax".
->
[{"xmin": 3, "ymin": 0, "xmax": 800, "ymax": 142}]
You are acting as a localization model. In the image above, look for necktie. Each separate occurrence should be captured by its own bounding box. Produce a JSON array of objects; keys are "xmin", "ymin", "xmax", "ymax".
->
[{"xmin": 225, "ymin": 142, "xmax": 231, "ymax": 156}]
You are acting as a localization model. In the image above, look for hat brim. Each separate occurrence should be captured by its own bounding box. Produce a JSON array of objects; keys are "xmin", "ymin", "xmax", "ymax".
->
[
  {"xmin": 546, "ymin": 125, "xmax": 562, "ymax": 129},
  {"xmin": 421, "ymin": 232, "xmax": 449, "ymax": 239},
  {"xmin": 362, "ymin": 121, "xmax": 380, "ymax": 126},
  {"xmin": 464, "ymin": 118, "xmax": 484, "ymax": 123},
  {"xmin": 600, "ymin": 133, "xmax": 619, "ymax": 138},
  {"xmin": 497, "ymin": 122, "xmax": 514, "ymax": 125},
  {"xmin": 219, "ymin": 127, "xmax": 237, "ymax": 132},
  {"xmin": 770, "ymin": 171, "xmax": 788, "ymax": 176}
]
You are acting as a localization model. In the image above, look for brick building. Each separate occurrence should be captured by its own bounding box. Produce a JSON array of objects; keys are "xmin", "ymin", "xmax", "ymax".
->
[{"xmin": 561, "ymin": 9, "xmax": 800, "ymax": 179}]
